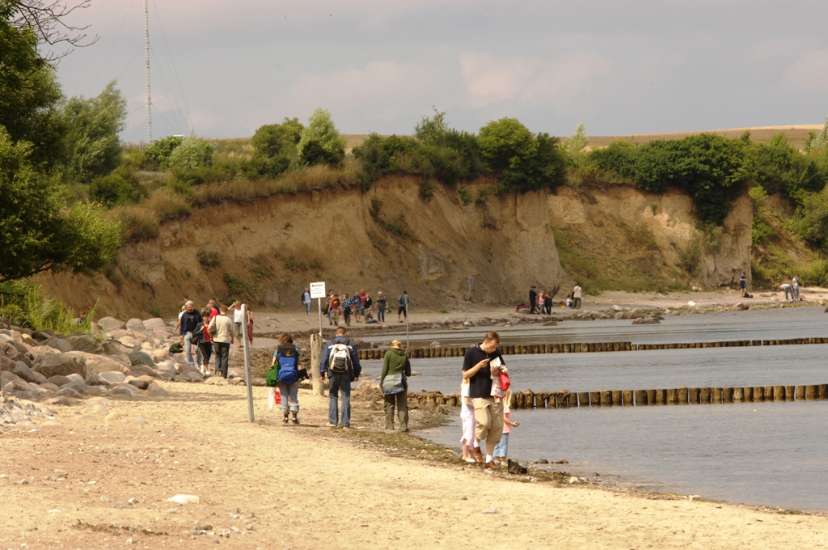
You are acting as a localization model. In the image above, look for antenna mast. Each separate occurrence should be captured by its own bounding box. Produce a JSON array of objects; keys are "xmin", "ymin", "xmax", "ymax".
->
[{"xmin": 144, "ymin": 0, "xmax": 153, "ymax": 143}]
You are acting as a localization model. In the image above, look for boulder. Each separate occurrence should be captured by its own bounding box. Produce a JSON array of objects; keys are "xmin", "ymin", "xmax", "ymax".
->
[
  {"xmin": 44, "ymin": 336, "xmax": 72, "ymax": 353},
  {"xmin": 98, "ymin": 317, "xmax": 125, "ymax": 332},
  {"xmin": 128, "ymin": 350, "xmax": 155, "ymax": 368},
  {"xmin": 146, "ymin": 381, "xmax": 168, "ymax": 397},
  {"xmin": 63, "ymin": 351, "xmax": 126, "ymax": 378},
  {"xmin": 0, "ymin": 355, "xmax": 16, "ymax": 372},
  {"xmin": 1, "ymin": 371, "xmax": 31, "ymax": 391},
  {"xmin": 40, "ymin": 382, "xmax": 59, "ymax": 392},
  {"xmin": 95, "ymin": 371, "xmax": 126, "ymax": 386},
  {"xmin": 127, "ymin": 364, "xmax": 159, "ymax": 378},
  {"xmin": 126, "ymin": 375, "xmax": 154, "ymax": 390},
  {"xmin": 56, "ymin": 387, "xmax": 83, "ymax": 399},
  {"xmin": 117, "ymin": 335, "xmax": 140, "ymax": 348},
  {"xmin": 176, "ymin": 370, "xmax": 203, "ymax": 383},
  {"xmin": 28, "ymin": 345, "xmax": 62, "ymax": 360},
  {"xmin": 0, "ymin": 341, "xmax": 20, "ymax": 361},
  {"xmin": 46, "ymin": 396, "xmax": 80, "ymax": 406},
  {"xmin": 151, "ymin": 348, "xmax": 170, "ymax": 362},
  {"xmin": 47, "ymin": 375, "xmax": 71, "ymax": 386},
  {"xmin": 12, "ymin": 362, "xmax": 43, "ymax": 384},
  {"xmin": 154, "ymin": 360, "xmax": 176, "ymax": 380},
  {"xmin": 142, "ymin": 318, "xmax": 167, "ymax": 332},
  {"xmin": 34, "ymin": 353, "xmax": 86, "ymax": 378},
  {"xmin": 65, "ymin": 373, "xmax": 85, "ymax": 385},
  {"xmin": 110, "ymin": 383, "xmax": 139, "ymax": 399},
  {"xmin": 67, "ymin": 334, "xmax": 102, "ymax": 353},
  {"xmin": 204, "ymin": 376, "xmax": 227, "ymax": 385},
  {"xmin": 85, "ymin": 385, "xmax": 109, "ymax": 397},
  {"xmin": 125, "ymin": 319, "xmax": 146, "ymax": 332}
]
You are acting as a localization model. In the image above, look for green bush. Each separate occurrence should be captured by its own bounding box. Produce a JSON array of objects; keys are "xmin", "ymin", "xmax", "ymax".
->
[
  {"xmin": 248, "ymin": 118, "xmax": 303, "ymax": 178},
  {"xmin": 298, "ymin": 109, "xmax": 345, "ymax": 167},
  {"xmin": 0, "ymin": 280, "xmax": 93, "ymax": 333},
  {"xmin": 143, "ymin": 135, "xmax": 184, "ymax": 169},
  {"xmin": 589, "ymin": 142, "xmax": 639, "ymax": 181},
  {"xmin": 791, "ymin": 188, "xmax": 828, "ymax": 251},
  {"xmin": 197, "ymin": 249, "xmax": 221, "ymax": 269},
  {"xmin": 113, "ymin": 206, "xmax": 159, "ymax": 242},
  {"xmin": 89, "ymin": 170, "xmax": 146, "ymax": 206},
  {"xmin": 747, "ymin": 135, "xmax": 822, "ymax": 200},
  {"xmin": 168, "ymin": 137, "xmax": 215, "ymax": 183}
]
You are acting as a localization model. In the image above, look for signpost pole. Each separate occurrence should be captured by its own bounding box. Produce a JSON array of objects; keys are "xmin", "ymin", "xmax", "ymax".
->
[
  {"xmin": 309, "ymin": 282, "xmax": 327, "ymax": 396},
  {"xmin": 241, "ymin": 304, "xmax": 255, "ymax": 422}
]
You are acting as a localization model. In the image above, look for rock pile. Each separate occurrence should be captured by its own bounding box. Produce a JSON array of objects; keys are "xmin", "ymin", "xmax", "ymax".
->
[{"xmin": 0, "ymin": 316, "xmax": 207, "ymax": 406}]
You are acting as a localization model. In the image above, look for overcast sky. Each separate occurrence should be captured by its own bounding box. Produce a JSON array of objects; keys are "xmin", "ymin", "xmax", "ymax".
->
[{"xmin": 56, "ymin": 0, "xmax": 828, "ymax": 142}]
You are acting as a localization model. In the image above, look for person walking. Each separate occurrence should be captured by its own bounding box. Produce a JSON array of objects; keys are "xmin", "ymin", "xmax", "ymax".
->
[
  {"xmin": 398, "ymin": 291, "xmax": 410, "ymax": 323},
  {"xmin": 528, "ymin": 286, "xmax": 537, "ymax": 314},
  {"xmin": 792, "ymin": 275, "xmax": 801, "ymax": 301},
  {"xmin": 330, "ymin": 294, "xmax": 342, "ymax": 326},
  {"xmin": 273, "ymin": 334, "xmax": 301, "ymax": 424},
  {"xmin": 380, "ymin": 339, "xmax": 411, "ymax": 432},
  {"xmin": 196, "ymin": 308, "xmax": 214, "ymax": 376},
  {"xmin": 543, "ymin": 291, "xmax": 553, "ymax": 315},
  {"xmin": 209, "ymin": 305, "xmax": 234, "ymax": 378},
  {"xmin": 739, "ymin": 272, "xmax": 747, "ymax": 297},
  {"xmin": 320, "ymin": 327, "xmax": 362, "ymax": 428},
  {"xmin": 572, "ymin": 283, "xmax": 583, "ymax": 309},
  {"xmin": 377, "ymin": 291, "xmax": 387, "ymax": 324},
  {"xmin": 462, "ymin": 331, "xmax": 506, "ymax": 468},
  {"xmin": 343, "ymin": 294, "xmax": 352, "ymax": 327},
  {"xmin": 179, "ymin": 301, "xmax": 203, "ymax": 368},
  {"xmin": 302, "ymin": 288, "xmax": 312, "ymax": 316}
]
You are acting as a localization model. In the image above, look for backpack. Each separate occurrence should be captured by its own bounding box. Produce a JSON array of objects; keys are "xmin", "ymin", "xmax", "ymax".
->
[
  {"xmin": 328, "ymin": 343, "xmax": 353, "ymax": 375},
  {"xmin": 277, "ymin": 352, "xmax": 299, "ymax": 384}
]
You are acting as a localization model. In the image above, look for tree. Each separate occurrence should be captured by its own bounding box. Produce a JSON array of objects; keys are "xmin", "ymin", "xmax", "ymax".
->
[
  {"xmin": 0, "ymin": 127, "xmax": 120, "ymax": 281},
  {"xmin": 61, "ymin": 81, "xmax": 126, "ymax": 182},
  {"xmin": 7, "ymin": 1, "xmax": 95, "ymax": 58},
  {"xmin": 0, "ymin": 11, "xmax": 64, "ymax": 166},
  {"xmin": 478, "ymin": 117, "xmax": 536, "ymax": 174},
  {"xmin": 298, "ymin": 108, "xmax": 345, "ymax": 166},
  {"xmin": 168, "ymin": 137, "xmax": 214, "ymax": 171},
  {"xmin": 248, "ymin": 117, "xmax": 303, "ymax": 177},
  {"xmin": 143, "ymin": 135, "xmax": 183, "ymax": 169}
]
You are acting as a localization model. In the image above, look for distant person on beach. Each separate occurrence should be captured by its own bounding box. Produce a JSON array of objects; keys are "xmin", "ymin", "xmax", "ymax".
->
[
  {"xmin": 398, "ymin": 291, "xmax": 410, "ymax": 323},
  {"xmin": 302, "ymin": 288, "xmax": 312, "ymax": 315},
  {"xmin": 462, "ymin": 331, "xmax": 506, "ymax": 468},
  {"xmin": 179, "ymin": 301, "xmax": 203, "ymax": 367},
  {"xmin": 537, "ymin": 291, "xmax": 545, "ymax": 314},
  {"xmin": 572, "ymin": 283, "xmax": 583, "ymax": 309},
  {"xmin": 380, "ymin": 339, "xmax": 411, "ymax": 432},
  {"xmin": 739, "ymin": 272, "xmax": 747, "ymax": 297},
  {"xmin": 206, "ymin": 299, "xmax": 219, "ymax": 319},
  {"xmin": 377, "ymin": 291, "xmax": 387, "ymax": 324},
  {"xmin": 343, "ymin": 294, "xmax": 352, "ymax": 326},
  {"xmin": 209, "ymin": 305, "xmax": 234, "ymax": 378},
  {"xmin": 321, "ymin": 327, "xmax": 362, "ymax": 428},
  {"xmin": 780, "ymin": 282, "xmax": 792, "ymax": 302},
  {"xmin": 197, "ymin": 308, "xmax": 214, "ymax": 376},
  {"xmin": 493, "ymin": 390, "xmax": 520, "ymax": 466},
  {"xmin": 792, "ymin": 275, "xmax": 801, "ymax": 301},
  {"xmin": 529, "ymin": 286, "xmax": 538, "ymax": 314},
  {"xmin": 543, "ymin": 291, "xmax": 553, "ymax": 315},
  {"xmin": 273, "ymin": 333, "xmax": 301, "ymax": 424},
  {"xmin": 330, "ymin": 294, "xmax": 342, "ymax": 326},
  {"xmin": 230, "ymin": 301, "xmax": 243, "ymax": 341}
]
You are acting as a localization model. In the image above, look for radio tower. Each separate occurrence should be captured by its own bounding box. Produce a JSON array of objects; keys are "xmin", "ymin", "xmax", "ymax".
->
[{"xmin": 144, "ymin": 0, "xmax": 153, "ymax": 143}]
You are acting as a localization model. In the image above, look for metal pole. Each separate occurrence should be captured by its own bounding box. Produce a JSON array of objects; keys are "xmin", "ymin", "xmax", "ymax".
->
[
  {"xmin": 318, "ymin": 297, "xmax": 323, "ymax": 340},
  {"xmin": 241, "ymin": 304, "xmax": 255, "ymax": 422},
  {"xmin": 405, "ymin": 298, "xmax": 410, "ymax": 351},
  {"xmin": 143, "ymin": 0, "xmax": 153, "ymax": 143}
]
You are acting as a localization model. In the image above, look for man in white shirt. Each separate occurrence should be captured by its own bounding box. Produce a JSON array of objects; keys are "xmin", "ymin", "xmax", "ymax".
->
[
  {"xmin": 572, "ymin": 283, "xmax": 583, "ymax": 309},
  {"xmin": 209, "ymin": 305, "xmax": 235, "ymax": 378}
]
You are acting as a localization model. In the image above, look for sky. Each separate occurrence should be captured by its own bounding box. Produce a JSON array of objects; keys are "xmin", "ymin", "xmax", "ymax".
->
[{"xmin": 55, "ymin": 0, "xmax": 828, "ymax": 143}]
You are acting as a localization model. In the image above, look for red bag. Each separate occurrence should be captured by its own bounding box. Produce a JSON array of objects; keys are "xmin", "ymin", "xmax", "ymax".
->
[
  {"xmin": 274, "ymin": 387, "xmax": 282, "ymax": 405},
  {"xmin": 498, "ymin": 370, "xmax": 511, "ymax": 392}
]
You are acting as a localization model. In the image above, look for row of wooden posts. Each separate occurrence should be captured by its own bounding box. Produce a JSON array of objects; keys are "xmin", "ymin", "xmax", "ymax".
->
[
  {"xmin": 358, "ymin": 336, "xmax": 828, "ymax": 359},
  {"xmin": 410, "ymin": 384, "xmax": 828, "ymax": 409}
]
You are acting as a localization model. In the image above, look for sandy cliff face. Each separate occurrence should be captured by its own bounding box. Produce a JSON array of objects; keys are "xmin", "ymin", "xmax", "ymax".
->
[{"xmin": 39, "ymin": 178, "xmax": 751, "ymax": 316}]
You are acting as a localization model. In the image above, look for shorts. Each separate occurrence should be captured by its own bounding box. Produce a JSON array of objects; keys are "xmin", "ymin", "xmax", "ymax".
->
[
  {"xmin": 472, "ymin": 398, "xmax": 503, "ymax": 448},
  {"xmin": 398, "ymin": 306, "xmax": 407, "ymax": 315}
]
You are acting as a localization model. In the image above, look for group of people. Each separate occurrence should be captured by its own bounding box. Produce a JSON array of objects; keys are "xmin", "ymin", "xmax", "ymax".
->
[
  {"xmin": 305, "ymin": 289, "xmax": 411, "ymax": 327},
  {"xmin": 527, "ymin": 283, "xmax": 583, "ymax": 314},
  {"xmin": 460, "ymin": 331, "xmax": 518, "ymax": 467},
  {"xmin": 779, "ymin": 275, "xmax": 802, "ymax": 302},
  {"xmin": 176, "ymin": 299, "xmax": 252, "ymax": 378}
]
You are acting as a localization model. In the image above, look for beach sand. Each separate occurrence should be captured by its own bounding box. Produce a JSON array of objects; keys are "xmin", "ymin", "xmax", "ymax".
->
[{"xmin": 1, "ymin": 382, "xmax": 826, "ymax": 549}]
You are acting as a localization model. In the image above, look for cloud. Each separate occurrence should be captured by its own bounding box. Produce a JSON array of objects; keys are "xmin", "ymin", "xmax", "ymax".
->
[
  {"xmin": 459, "ymin": 52, "xmax": 610, "ymax": 108},
  {"xmin": 783, "ymin": 49, "xmax": 828, "ymax": 92}
]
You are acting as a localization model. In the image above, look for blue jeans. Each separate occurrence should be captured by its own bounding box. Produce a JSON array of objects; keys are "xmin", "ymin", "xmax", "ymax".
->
[
  {"xmin": 328, "ymin": 373, "xmax": 351, "ymax": 427},
  {"xmin": 493, "ymin": 432, "xmax": 510, "ymax": 458},
  {"xmin": 183, "ymin": 331, "xmax": 195, "ymax": 365}
]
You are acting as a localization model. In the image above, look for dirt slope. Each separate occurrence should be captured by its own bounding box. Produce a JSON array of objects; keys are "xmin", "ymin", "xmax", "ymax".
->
[{"xmin": 39, "ymin": 178, "xmax": 752, "ymax": 317}]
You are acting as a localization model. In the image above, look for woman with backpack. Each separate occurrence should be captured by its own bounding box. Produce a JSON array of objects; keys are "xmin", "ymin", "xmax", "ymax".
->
[{"xmin": 272, "ymin": 334, "xmax": 301, "ymax": 424}]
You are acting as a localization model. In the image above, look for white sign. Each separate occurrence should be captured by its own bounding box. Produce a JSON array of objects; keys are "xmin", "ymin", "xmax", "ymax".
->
[{"xmin": 309, "ymin": 281, "xmax": 326, "ymax": 299}]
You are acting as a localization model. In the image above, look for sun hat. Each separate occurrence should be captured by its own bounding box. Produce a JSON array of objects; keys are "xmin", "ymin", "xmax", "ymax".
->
[{"xmin": 390, "ymin": 339, "xmax": 402, "ymax": 349}]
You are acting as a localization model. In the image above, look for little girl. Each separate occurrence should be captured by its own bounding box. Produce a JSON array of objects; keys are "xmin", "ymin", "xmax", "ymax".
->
[
  {"xmin": 493, "ymin": 389, "xmax": 519, "ymax": 465},
  {"xmin": 460, "ymin": 378, "xmax": 481, "ymax": 463}
]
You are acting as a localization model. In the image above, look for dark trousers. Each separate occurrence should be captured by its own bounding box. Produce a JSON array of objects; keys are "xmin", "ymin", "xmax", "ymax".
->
[
  {"xmin": 213, "ymin": 342, "xmax": 230, "ymax": 378},
  {"xmin": 377, "ymin": 306, "xmax": 385, "ymax": 323},
  {"xmin": 574, "ymin": 298, "xmax": 582, "ymax": 309},
  {"xmin": 384, "ymin": 391, "xmax": 408, "ymax": 431},
  {"xmin": 197, "ymin": 342, "xmax": 213, "ymax": 366}
]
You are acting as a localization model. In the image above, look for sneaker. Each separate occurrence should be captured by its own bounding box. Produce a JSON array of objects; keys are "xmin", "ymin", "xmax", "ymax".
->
[
  {"xmin": 327, "ymin": 422, "xmax": 337, "ymax": 428},
  {"xmin": 291, "ymin": 412, "xmax": 300, "ymax": 425},
  {"xmin": 282, "ymin": 414, "xmax": 289, "ymax": 424}
]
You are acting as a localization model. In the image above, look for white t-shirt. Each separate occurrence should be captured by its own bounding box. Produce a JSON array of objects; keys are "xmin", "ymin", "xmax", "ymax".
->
[
  {"xmin": 573, "ymin": 286, "xmax": 583, "ymax": 299},
  {"xmin": 233, "ymin": 308, "xmax": 244, "ymax": 323}
]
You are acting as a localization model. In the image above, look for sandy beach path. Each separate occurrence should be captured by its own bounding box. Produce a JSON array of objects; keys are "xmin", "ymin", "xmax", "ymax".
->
[{"xmin": 1, "ymin": 383, "xmax": 826, "ymax": 549}]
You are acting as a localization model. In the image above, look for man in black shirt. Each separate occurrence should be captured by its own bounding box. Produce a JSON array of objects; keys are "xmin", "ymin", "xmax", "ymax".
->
[
  {"xmin": 462, "ymin": 331, "xmax": 505, "ymax": 467},
  {"xmin": 528, "ymin": 286, "xmax": 537, "ymax": 314},
  {"xmin": 179, "ymin": 300, "xmax": 203, "ymax": 367}
]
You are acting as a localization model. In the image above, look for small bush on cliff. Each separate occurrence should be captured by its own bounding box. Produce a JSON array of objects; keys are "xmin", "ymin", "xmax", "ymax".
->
[
  {"xmin": 143, "ymin": 135, "xmax": 184, "ymax": 170},
  {"xmin": 298, "ymin": 109, "xmax": 345, "ymax": 167},
  {"xmin": 168, "ymin": 137, "xmax": 215, "ymax": 184},
  {"xmin": 197, "ymin": 249, "xmax": 221, "ymax": 270},
  {"xmin": 247, "ymin": 118, "xmax": 303, "ymax": 178},
  {"xmin": 89, "ymin": 170, "xmax": 146, "ymax": 206}
]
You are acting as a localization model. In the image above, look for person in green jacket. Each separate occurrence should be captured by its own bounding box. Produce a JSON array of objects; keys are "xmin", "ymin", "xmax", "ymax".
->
[{"xmin": 380, "ymin": 339, "xmax": 411, "ymax": 432}]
